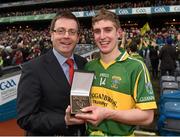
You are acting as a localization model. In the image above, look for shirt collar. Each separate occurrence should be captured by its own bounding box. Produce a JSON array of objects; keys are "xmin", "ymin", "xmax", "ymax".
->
[{"xmin": 53, "ymin": 48, "xmax": 74, "ymax": 65}]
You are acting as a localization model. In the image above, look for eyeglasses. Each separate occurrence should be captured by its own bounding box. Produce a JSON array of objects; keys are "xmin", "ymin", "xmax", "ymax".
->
[{"xmin": 52, "ymin": 28, "xmax": 78, "ymax": 36}]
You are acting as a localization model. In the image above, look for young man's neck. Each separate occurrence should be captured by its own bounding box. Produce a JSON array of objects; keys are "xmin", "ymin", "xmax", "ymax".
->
[{"xmin": 100, "ymin": 48, "xmax": 121, "ymax": 64}]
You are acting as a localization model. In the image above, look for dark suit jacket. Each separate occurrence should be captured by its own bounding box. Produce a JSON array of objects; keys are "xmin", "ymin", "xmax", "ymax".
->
[
  {"xmin": 159, "ymin": 44, "xmax": 177, "ymax": 70},
  {"xmin": 17, "ymin": 49, "xmax": 87, "ymax": 136}
]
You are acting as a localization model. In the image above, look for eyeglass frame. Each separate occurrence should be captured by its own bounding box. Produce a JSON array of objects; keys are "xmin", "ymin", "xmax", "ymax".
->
[{"xmin": 52, "ymin": 28, "xmax": 79, "ymax": 36}]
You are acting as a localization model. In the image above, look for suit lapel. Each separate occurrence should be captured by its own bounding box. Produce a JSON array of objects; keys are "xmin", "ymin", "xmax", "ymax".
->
[{"xmin": 43, "ymin": 50, "xmax": 70, "ymax": 87}]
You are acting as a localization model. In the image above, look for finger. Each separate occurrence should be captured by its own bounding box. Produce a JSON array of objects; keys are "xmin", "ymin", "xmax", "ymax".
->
[
  {"xmin": 65, "ymin": 106, "xmax": 71, "ymax": 121},
  {"xmin": 81, "ymin": 106, "xmax": 94, "ymax": 112},
  {"xmin": 69, "ymin": 117, "xmax": 85, "ymax": 124},
  {"xmin": 75, "ymin": 113, "xmax": 96, "ymax": 121},
  {"xmin": 66, "ymin": 105, "xmax": 71, "ymax": 113}
]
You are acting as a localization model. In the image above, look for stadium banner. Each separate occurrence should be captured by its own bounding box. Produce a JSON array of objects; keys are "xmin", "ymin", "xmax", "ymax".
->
[
  {"xmin": 0, "ymin": 6, "xmax": 180, "ymax": 23},
  {"xmin": 151, "ymin": 6, "xmax": 170, "ymax": 13},
  {"xmin": 0, "ymin": 3, "xmax": 12, "ymax": 8},
  {"xmin": 84, "ymin": 10, "xmax": 96, "ymax": 17},
  {"xmin": 116, "ymin": 8, "xmax": 132, "ymax": 15},
  {"xmin": 72, "ymin": 11, "xmax": 84, "ymax": 17},
  {"xmin": 0, "ymin": 73, "xmax": 21, "ymax": 105},
  {"xmin": 73, "ymin": 9, "xmax": 115, "ymax": 17},
  {"xmin": 170, "ymin": 5, "xmax": 180, "ymax": 12},
  {"xmin": 108, "ymin": 9, "xmax": 116, "ymax": 13},
  {"xmin": 0, "ymin": 17, "xmax": 9, "ymax": 23},
  {"xmin": 0, "ymin": 14, "xmax": 56, "ymax": 23},
  {"xmin": 9, "ymin": 14, "xmax": 55, "ymax": 22},
  {"xmin": 132, "ymin": 7, "xmax": 151, "ymax": 14}
]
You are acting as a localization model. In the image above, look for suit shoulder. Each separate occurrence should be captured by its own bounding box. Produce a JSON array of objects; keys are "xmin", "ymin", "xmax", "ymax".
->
[{"xmin": 22, "ymin": 54, "xmax": 46, "ymax": 69}]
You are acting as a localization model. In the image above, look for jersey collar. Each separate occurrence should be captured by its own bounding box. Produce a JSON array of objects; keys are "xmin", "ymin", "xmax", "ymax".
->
[
  {"xmin": 116, "ymin": 48, "xmax": 129, "ymax": 62},
  {"xmin": 99, "ymin": 49, "xmax": 129, "ymax": 69}
]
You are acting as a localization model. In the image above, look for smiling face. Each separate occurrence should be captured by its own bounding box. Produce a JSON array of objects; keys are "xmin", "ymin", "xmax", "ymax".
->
[
  {"xmin": 93, "ymin": 20, "xmax": 120, "ymax": 55},
  {"xmin": 51, "ymin": 18, "xmax": 79, "ymax": 58}
]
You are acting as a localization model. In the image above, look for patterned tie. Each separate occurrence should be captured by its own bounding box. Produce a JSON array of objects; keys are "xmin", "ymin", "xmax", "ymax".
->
[{"xmin": 66, "ymin": 58, "xmax": 74, "ymax": 85}]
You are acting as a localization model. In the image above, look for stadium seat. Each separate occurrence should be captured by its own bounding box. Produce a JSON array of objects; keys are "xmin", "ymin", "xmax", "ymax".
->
[
  {"xmin": 162, "ymin": 89, "xmax": 180, "ymax": 95},
  {"xmin": 158, "ymin": 91, "xmax": 180, "ymax": 136},
  {"xmin": 161, "ymin": 82, "xmax": 178, "ymax": 94},
  {"xmin": 176, "ymin": 76, "xmax": 180, "ymax": 89},
  {"xmin": 161, "ymin": 76, "xmax": 176, "ymax": 82}
]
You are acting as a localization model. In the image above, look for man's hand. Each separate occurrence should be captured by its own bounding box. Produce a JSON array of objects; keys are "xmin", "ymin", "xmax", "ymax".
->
[
  {"xmin": 75, "ymin": 106, "xmax": 110, "ymax": 127},
  {"xmin": 65, "ymin": 105, "xmax": 85, "ymax": 125}
]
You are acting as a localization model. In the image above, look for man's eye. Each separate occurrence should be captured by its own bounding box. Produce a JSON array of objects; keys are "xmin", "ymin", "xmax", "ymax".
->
[
  {"xmin": 93, "ymin": 29, "xmax": 101, "ymax": 34},
  {"xmin": 69, "ymin": 30, "xmax": 76, "ymax": 34},
  {"xmin": 57, "ymin": 29, "xmax": 64, "ymax": 33},
  {"xmin": 104, "ymin": 28, "xmax": 112, "ymax": 33}
]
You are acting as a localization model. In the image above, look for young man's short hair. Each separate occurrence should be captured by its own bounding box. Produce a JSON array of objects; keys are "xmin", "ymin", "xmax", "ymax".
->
[
  {"xmin": 50, "ymin": 11, "xmax": 80, "ymax": 33},
  {"xmin": 92, "ymin": 8, "xmax": 120, "ymax": 29}
]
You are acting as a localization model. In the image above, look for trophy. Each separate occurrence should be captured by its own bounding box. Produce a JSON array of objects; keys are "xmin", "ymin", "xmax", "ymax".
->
[{"xmin": 70, "ymin": 70, "xmax": 94, "ymax": 114}]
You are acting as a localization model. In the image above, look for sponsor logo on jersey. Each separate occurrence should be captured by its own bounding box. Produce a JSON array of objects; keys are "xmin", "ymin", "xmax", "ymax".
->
[
  {"xmin": 139, "ymin": 96, "xmax": 155, "ymax": 102},
  {"xmin": 111, "ymin": 76, "xmax": 121, "ymax": 89}
]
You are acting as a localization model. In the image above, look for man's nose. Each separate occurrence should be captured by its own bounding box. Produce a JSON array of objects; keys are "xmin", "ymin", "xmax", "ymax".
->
[
  {"xmin": 64, "ymin": 31, "xmax": 70, "ymax": 37},
  {"xmin": 100, "ymin": 31, "xmax": 105, "ymax": 39}
]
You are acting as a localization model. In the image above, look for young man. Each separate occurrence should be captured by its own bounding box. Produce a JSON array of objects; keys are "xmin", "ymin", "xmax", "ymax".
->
[
  {"xmin": 17, "ymin": 11, "xmax": 87, "ymax": 136},
  {"xmin": 75, "ymin": 9, "xmax": 157, "ymax": 136}
]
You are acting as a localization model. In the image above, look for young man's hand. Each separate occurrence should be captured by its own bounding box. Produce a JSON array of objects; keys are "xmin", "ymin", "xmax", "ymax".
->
[{"xmin": 75, "ymin": 106, "xmax": 110, "ymax": 127}]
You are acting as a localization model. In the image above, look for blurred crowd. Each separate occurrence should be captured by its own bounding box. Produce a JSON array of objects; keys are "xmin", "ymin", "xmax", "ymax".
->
[
  {"xmin": 124, "ymin": 27, "xmax": 180, "ymax": 77},
  {"xmin": 0, "ymin": 25, "xmax": 97, "ymax": 67},
  {"xmin": 0, "ymin": 27, "xmax": 51, "ymax": 67},
  {"xmin": 0, "ymin": 24, "xmax": 179, "ymax": 73},
  {"xmin": 0, "ymin": 0, "xmax": 179, "ymax": 18},
  {"xmin": 0, "ymin": 0, "xmax": 179, "ymax": 75}
]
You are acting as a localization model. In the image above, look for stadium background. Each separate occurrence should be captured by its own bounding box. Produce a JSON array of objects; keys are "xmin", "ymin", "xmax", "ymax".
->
[{"xmin": 0, "ymin": 0, "xmax": 179, "ymax": 135}]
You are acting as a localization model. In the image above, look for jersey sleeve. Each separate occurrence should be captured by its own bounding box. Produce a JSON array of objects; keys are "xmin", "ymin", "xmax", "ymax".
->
[{"xmin": 133, "ymin": 62, "xmax": 157, "ymax": 110}]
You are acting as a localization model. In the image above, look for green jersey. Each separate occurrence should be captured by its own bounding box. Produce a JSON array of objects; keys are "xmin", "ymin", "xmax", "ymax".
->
[
  {"xmin": 85, "ymin": 50, "xmax": 157, "ymax": 136},
  {"xmin": 130, "ymin": 52, "xmax": 144, "ymax": 62}
]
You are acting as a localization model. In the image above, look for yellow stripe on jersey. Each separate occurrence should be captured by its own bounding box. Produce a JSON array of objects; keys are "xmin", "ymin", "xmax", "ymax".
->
[
  {"xmin": 133, "ymin": 70, "xmax": 142, "ymax": 102},
  {"xmin": 119, "ymin": 51, "xmax": 129, "ymax": 61},
  {"xmin": 91, "ymin": 86, "xmax": 135, "ymax": 110},
  {"xmin": 128, "ymin": 57, "xmax": 150, "ymax": 83},
  {"xmin": 100, "ymin": 59, "xmax": 115, "ymax": 69},
  {"xmin": 144, "ymin": 64, "xmax": 151, "ymax": 82},
  {"xmin": 136, "ymin": 102, "xmax": 157, "ymax": 110}
]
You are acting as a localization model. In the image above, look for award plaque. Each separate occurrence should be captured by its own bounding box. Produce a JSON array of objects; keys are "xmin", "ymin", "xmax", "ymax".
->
[{"xmin": 70, "ymin": 70, "xmax": 94, "ymax": 114}]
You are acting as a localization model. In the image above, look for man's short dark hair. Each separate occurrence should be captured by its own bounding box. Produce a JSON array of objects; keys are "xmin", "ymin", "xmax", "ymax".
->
[{"xmin": 50, "ymin": 11, "xmax": 80, "ymax": 33}]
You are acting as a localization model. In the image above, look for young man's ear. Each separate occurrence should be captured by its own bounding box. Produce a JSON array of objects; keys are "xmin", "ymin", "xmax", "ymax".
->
[{"xmin": 117, "ymin": 28, "xmax": 123, "ymax": 38}]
